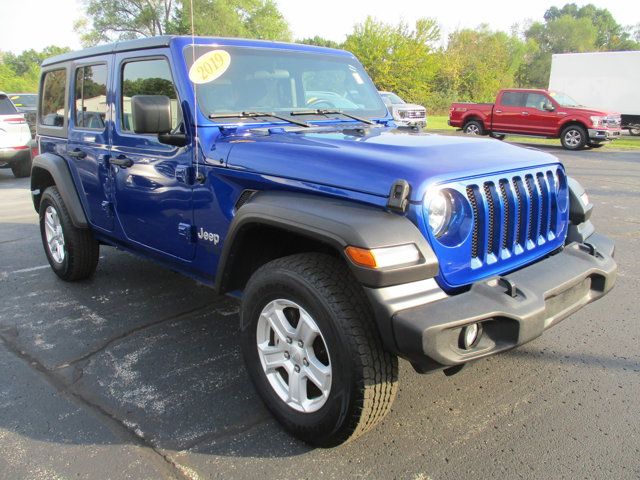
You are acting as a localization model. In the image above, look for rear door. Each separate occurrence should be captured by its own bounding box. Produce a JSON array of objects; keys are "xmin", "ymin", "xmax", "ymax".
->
[
  {"xmin": 491, "ymin": 91, "xmax": 528, "ymax": 133},
  {"xmin": 66, "ymin": 59, "xmax": 114, "ymax": 232},
  {"xmin": 110, "ymin": 51, "xmax": 195, "ymax": 260}
]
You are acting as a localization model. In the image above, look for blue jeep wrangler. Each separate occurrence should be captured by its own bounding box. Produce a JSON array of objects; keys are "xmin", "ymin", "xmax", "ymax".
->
[{"xmin": 31, "ymin": 36, "xmax": 617, "ymax": 446}]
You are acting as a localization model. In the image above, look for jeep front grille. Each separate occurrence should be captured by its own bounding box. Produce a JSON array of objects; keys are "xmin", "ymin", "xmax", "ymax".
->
[{"xmin": 465, "ymin": 168, "xmax": 564, "ymax": 263}]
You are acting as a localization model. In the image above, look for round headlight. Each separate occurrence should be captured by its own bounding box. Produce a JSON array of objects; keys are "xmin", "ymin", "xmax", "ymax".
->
[{"xmin": 426, "ymin": 190, "xmax": 453, "ymax": 238}]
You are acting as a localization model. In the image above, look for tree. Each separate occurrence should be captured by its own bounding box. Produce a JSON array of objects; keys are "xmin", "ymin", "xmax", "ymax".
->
[
  {"xmin": 298, "ymin": 36, "xmax": 342, "ymax": 49},
  {"xmin": 172, "ymin": 0, "xmax": 291, "ymax": 41},
  {"xmin": 343, "ymin": 17, "xmax": 440, "ymax": 107},
  {"xmin": 517, "ymin": 3, "xmax": 640, "ymax": 87},
  {"xmin": 75, "ymin": 0, "xmax": 177, "ymax": 46},
  {"xmin": 434, "ymin": 26, "xmax": 528, "ymax": 106},
  {"xmin": 0, "ymin": 46, "xmax": 71, "ymax": 92},
  {"xmin": 544, "ymin": 3, "xmax": 639, "ymax": 50}
]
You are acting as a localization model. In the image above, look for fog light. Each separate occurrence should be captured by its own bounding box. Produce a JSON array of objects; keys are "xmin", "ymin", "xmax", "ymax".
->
[{"xmin": 460, "ymin": 323, "xmax": 482, "ymax": 350}]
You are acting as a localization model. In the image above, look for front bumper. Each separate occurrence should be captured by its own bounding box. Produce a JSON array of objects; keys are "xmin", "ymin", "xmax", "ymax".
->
[
  {"xmin": 391, "ymin": 233, "xmax": 616, "ymax": 373},
  {"xmin": 588, "ymin": 128, "xmax": 621, "ymax": 141}
]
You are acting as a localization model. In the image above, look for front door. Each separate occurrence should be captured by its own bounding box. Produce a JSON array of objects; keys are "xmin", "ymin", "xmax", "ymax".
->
[
  {"xmin": 110, "ymin": 52, "xmax": 195, "ymax": 260},
  {"xmin": 523, "ymin": 92, "xmax": 559, "ymax": 136},
  {"xmin": 67, "ymin": 59, "xmax": 114, "ymax": 232}
]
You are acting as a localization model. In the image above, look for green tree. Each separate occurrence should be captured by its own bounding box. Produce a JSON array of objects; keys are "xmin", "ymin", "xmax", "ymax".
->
[
  {"xmin": 3, "ymin": 46, "xmax": 71, "ymax": 76},
  {"xmin": 172, "ymin": 0, "xmax": 291, "ymax": 41},
  {"xmin": 434, "ymin": 26, "xmax": 528, "ymax": 107},
  {"xmin": 298, "ymin": 36, "xmax": 342, "ymax": 49},
  {"xmin": 544, "ymin": 3, "xmax": 639, "ymax": 50},
  {"xmin": 517, "ymin": 3, "xmax": 640, "ymax": 87},
  {"xmin": 343, "ymin": 17, "xmax": 440, "ymax": 108},
  {"xmin": 75, "ymin": 0, "xmax": 178, "ymax": 46},
  {"xmin": 0, "ymin": 46, "xmax": 70, "ymax": 92}
]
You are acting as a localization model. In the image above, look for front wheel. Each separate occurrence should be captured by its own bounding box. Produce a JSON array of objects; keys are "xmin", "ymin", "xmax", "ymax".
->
[
  {"xmin": 241, "ymin": 253, "xmax": 398, "ymax": 447},
  {"xmin": 463, "ymin": 120, "xmax": 484, "ymax": 135},
  {"xmin": 560, "ymin": 125, "xmax": 588, "ymax": 150},
  {"xmin": 629, "ymin": 125, "xmax": 640, "ymax": 136}
]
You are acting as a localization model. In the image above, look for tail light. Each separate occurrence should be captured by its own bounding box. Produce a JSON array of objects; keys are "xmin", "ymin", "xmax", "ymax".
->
[
  {"xmin": 1, "ymin": 116, "xmax": 27, "ymax": 124},
  {"xmin": 31, "ymin": 144, "xmax": 39, "ymax": 158}
]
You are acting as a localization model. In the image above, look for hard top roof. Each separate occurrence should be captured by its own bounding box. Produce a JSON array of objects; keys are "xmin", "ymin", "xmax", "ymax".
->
[{"xmin": 41, "ymin": 35, "xmax": 352, "ymax": 67}]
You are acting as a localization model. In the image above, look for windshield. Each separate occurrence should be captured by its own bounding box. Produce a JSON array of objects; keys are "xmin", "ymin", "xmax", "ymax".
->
[
  {"xmin": 381, "ymin": 92, "xmax": 405, "ymax": 105},
  {"xmin": 9, "ymin": 94, "xmax": 37, "ymax": 108},
  {"xmin": 549, "ymin": 91, "xmax": 580, "ymax": 107},
  {"xmin": 184, "ymin": 46, "xmax": 387, "ymax": 122}
]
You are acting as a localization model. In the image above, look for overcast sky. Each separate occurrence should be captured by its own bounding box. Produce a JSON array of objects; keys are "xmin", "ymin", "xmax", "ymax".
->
[{"xmin": 0, "ymin": 0, "xmax": 638, "ymax": 54}]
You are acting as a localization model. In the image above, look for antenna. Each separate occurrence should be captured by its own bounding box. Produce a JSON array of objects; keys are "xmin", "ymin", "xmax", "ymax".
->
[{"xmin": 189, "ymin": 0, "xmax": 200, "ymax": 183}]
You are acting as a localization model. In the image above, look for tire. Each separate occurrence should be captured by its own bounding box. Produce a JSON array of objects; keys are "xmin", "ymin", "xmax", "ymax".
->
[
  {"xmin": 39, "ymin": 186, "xmax": 99, "ymax": 281},
  {"xmin": 10, "ymin": 154, "xmax": 32, "ymax": 178},
  {"xmin": 463, "ymin": 120, "xmax": 484, "ymax": 136},
  {"xmin": 560, "ymin": 125, "xmax": 587, "ymax": 150},
  {"xmin": 587, "ymin": 142, "xmax": 605, "ymax": 148},
  {"xmin": 629, "ymin": 126, "xmax": 640, "ymax": 136},
  {"xmin": 240, "ymin": 253, "xmax": 398, "ymax": 447}
]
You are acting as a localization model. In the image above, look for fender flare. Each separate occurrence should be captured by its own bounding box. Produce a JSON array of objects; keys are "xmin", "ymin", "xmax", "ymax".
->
[
  {"xmin": 31, "ymin": 153, "xmax": 88, "ymax": 228},
  {"xmin": 216, "ymin": 191, "xmax": 439, "ymax": 292}
]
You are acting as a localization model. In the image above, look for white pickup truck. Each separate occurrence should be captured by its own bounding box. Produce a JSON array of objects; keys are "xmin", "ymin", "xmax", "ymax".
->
[{"xmin": 379, "ymin": 91, "xmax": 427, "ymax": 128}]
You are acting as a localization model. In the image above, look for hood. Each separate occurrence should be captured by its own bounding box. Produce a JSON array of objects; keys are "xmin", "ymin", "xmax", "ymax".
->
[
  {"xmin": 221, "ymin": 126, "xmax": 561, "ymax": 202},
  {"xmin": 393, "ymin": 104, "xmax": 425, "ymax": 111},
  {"xmin": 560, "ymin": 106, "xmax": 619, "ymax": 117}
]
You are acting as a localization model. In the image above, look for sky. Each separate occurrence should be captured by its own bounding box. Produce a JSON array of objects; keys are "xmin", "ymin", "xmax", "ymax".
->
[{"xmin": 0, "ymin": 0, "xmax": 639, "ymax": 54}]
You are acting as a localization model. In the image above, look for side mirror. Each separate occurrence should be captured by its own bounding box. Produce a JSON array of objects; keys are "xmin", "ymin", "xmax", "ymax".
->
[
  {"xmin": 131, "ymin": 95, "xmax": 172, "ymax": 134},
  {"xmin": 543, "ymin": 103, "xmax": 555, "ymax": 112}
]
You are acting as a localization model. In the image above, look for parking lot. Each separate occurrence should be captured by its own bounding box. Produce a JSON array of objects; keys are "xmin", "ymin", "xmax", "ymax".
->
[{"xmin": 1, "ymin": 143, "xmax": 639, "ymax": 479}]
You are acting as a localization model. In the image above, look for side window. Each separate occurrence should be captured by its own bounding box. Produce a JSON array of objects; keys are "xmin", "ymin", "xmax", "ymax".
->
[
  {"xmin": 74, "ymin": 64, "xmax": 108, "ymax": 130},
  {"xmin": 121, "ymin": 58, "xmax": 181, "ymax": 133},
  {"xmin": 525, "ymin": 93, "xmax": 549, "ymax": 110},
  {"xmin": 501, "ymin": 92, "xmax": 526, "ymax": 107},
  {"xmin": 40, "ymin": 69, "xmax": 67, "ymax": 127}
]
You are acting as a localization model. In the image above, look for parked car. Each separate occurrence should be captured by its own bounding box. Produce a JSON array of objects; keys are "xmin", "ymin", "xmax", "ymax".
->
[
  {"xmin": 0, "ymin": 92, "xmax": 33, "ymax": 177},
  {"xmin": 379, "ymin": 91, "xmax": 427, "ymax": 128},
  {"xmin": 8, "ymin": 93, "xmax": 37, "ymax": 137},
  {"xmin": 449, "ymin": 88, "xmax": 622, "ymax": 150},
  {"xmin": 32, "ymin": 37, "xmax": 616, "ymax": 447}
]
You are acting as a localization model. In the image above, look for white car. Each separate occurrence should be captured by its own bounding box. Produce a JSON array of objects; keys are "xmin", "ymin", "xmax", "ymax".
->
[
  {"xmin": 0, "ymin": 92, "xmax": 33, "ymax": 177},
  {"xmin": 379, "ymin": 91, "xmax": 427, "ymax": 128}
]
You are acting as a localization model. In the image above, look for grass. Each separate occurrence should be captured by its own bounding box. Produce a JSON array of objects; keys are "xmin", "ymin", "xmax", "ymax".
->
[{"xmin": 425, "ymin": 115, "xmax": 640, "ymax": 151}]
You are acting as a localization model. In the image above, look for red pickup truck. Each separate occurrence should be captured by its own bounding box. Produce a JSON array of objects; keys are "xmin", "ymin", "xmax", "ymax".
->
[{"xmin": 448, "ymin": 88, "xmax": 622, "ymax": 150}]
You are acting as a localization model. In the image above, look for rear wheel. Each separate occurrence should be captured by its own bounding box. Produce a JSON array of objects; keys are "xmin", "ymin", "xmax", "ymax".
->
[
  {"xmin": 241, "ymin": 253, "xmax": 398, "ymax": 447},
  {"xmin": 560, "ymin": 125, "xmax": 587, "ymax": 150},
  {"xmin": 629, "ymin": 125, "xmax": 640, "ymax": 136},
  {"xmin": 39, "ymin": 186, "xmax": 99, "ymax": 281},
  {"xmin": 463, "ymin": 120, "xmax": 484, "ymax": 136},
  {"xmin": 10, "ymin": 154, "xmax": 32, "ymax": 178}
]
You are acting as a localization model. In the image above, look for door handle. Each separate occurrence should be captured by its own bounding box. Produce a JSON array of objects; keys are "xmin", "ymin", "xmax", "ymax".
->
[
  {"xmin": 495, "ymin": 110, "xmax": 502, "ymax": 113},
  {"xmin": 110, "ymin": 155, "xmax": 133, "ymax": 168},
  {"xmin": 68, "ymin": 148, "xmax": 87, "ymax": 159},
  {"xmin": 521, "ymin": 111, "xmax": 529, "ymax": 115}
]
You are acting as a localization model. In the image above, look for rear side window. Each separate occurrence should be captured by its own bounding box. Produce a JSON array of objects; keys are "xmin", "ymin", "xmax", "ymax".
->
[
  {"xmin": 501, "ymin": 92, "xmax": 526, "ymax": 107},
  {"xmin": 74, "ymin": 64, "xmax": 108, "ymax": 130},
  {"xmin": 121, "ymin": 58, "xmax": 181, "ymax": 132},
  {"xmin": 0, "ymin": 95, "xmax": 18, "ymax": 115},
  {"xmin": 41, "ymin": 69, "xmax": 67, "ymax": 127}
]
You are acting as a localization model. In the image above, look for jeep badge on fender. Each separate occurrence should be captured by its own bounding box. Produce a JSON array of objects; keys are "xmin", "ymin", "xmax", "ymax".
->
[{"xmin": 31, "ymin": 36, "xmax": 617, "ymax": 447}]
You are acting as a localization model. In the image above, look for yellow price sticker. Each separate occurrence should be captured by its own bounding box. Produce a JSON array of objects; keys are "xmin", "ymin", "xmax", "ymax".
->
[{"xmin": 188, "ymin": 50, "xmax": 231, "ymax": 84}]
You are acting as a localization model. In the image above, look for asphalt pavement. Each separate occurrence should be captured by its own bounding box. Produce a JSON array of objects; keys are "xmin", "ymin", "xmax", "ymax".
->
[{"xmin": 1, "ymin": 143, "xmax": 639, "ymax": 479}]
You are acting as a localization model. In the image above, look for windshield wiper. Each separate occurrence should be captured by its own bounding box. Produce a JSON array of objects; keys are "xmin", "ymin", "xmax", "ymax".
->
[
  {"xmin": 290, "ymin": 109, "xmax": 376, "ymax": 125},
  {"xmin": 208, "ymin": 111, "xmax": 310, "ymax": 128}
]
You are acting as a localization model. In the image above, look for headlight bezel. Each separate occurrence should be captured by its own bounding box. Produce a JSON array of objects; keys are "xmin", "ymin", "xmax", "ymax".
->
[{"xmin": 423, "ymin": 188, "xmax": 472, "ymax": 246}]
